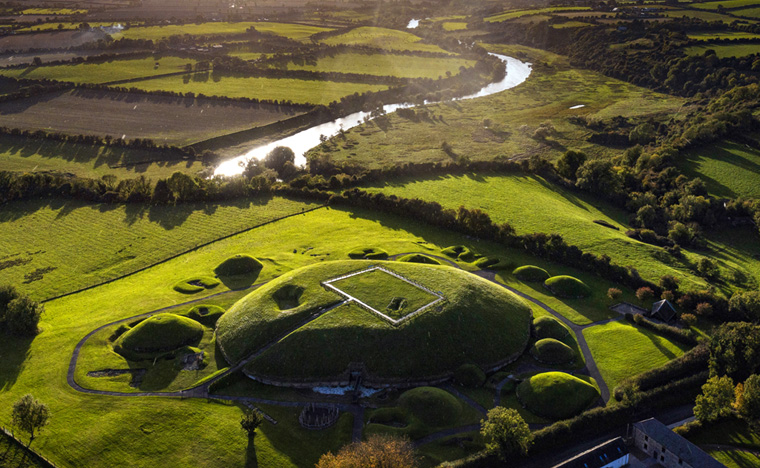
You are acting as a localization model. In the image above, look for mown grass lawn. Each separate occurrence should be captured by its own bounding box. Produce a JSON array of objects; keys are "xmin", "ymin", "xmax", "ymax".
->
[
  {"xmin": 583, "ymin": 321, "xmax": 690, "ymax": 391},
  {"xmin": 119, "ymin": 73, "xmax": 389, "ymax": 106},
  {"xmin": 0, "ymin": 56, "xmax": 196, "ymax": 84},
  {"xmin": 684, "ymin": 43, "xmax": 760, "ymax": 58},
  {"xmin": 115, "ymin": 21, "xmax": 332, "ymax": 41},
  {"xmin": 287, "ymin": 52, "xmax": 475, "ymax": 79},
  {"xmin": 485, "ymin": 6, "xmax": 590, "ymax": 22},
  {"xmin": 679, "ymin": 140, "xmax": 760, "ymax": 199},
  {"xmin": 320, "ymin": 27, "xmax": 450, "ymax": 54}
]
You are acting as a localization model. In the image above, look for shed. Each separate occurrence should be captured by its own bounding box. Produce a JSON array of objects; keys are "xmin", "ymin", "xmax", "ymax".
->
[{"xmin": 650, "ymin": 299, "xmax": 677, "ymax": 322}]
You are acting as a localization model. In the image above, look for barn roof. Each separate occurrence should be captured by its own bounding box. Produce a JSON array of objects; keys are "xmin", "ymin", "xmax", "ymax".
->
[
  {"xmin": 552, "ymin": 437, "xmax": 628, "ymax": 468},
  {"xmin": 633, "ymin": 418, "xmax": 726, "ymax": 468},
  {"xmin": 651, "ymin": 299, "xmax": 677, "ymax": 322}
]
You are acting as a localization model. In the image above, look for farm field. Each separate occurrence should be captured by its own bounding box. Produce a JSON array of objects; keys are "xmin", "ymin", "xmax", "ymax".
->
[
  {"xmin": 708, "ymin": 450, "xmax": 758, "ymax": 468},
  {"xmin": 0, "ymin": 56, "xmax": 195, "ymax": 84},
  {"xmin": 0, "ymin": 136, "xmax": 205, "ymax": 179},
  {"xmin": 0, "ymin": 89, "xmax": 306, "ymax": 146},
  {"xmin": 120, "ymin": 73, "xmax": 389, "ymax": 106},
  {"xmin": 287, "ymin": 52, "xmax": 476, "ymax": 79},
  {"xmin": 0, "ymin": 197, "xmax": 321, "ymax": 300},
  {"xmin": 678, "ymin": 140, "xmax": 760, "ymax": 199},
  {"xmin": 312, "ymin": 44, "xmax": 686, "ymax": 169},
  {"xmin": 735, "ymin": 7, "xmax": 760, "ymax": 18},
  {"xmin": 552, "ymin": 21, "xmax": 591, "ymax": 28},
  {"xmin": 660, "ymin": 9, "xmax": 757, "ymax": 22},
  {"xmin": 0, "ymin": 29, "xmax": 108, "ymax": 52},
  {"xmin": 691, "ymin": 0, "xmax": 760, "ymax": 9},
  {"xmin": 442, "ymin": 21, "xmax": 468, "ymax": 31},
  {"xmin": 0, "ymin": 50, "xmax": 112, "ymax": 67},
  {"xmin": 684, "ymin": 43, "xmax": 760, "ymax": 57},
  {"xmin": 582, "ymin": 320, "xmax": 690, "ymax": 391},
  {"xmin": 18, "ymin": 22, "xmax": 122, "ymax": 32},
  {"xmin": 687, "ymin": 31, "xmax": 760, "ymax": 40},
  {"xmin": 114, "ymin": 22, "xmax": 332, "ymax": 41},
  {"xmin": 485, "ymin": 6, "xmax": 591, "ymax": 22},
  {"xmin": 320, "ymin": 27, "xmax": 451, "ymax": 53}
]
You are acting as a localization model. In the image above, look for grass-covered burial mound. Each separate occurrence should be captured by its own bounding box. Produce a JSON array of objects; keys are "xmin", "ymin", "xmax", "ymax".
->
[
  {"xmin": 544, "ymin": 275, "xmax": 591, "ymax": 298},
  {"xmin": 348, "ymin": 247, "xmax": 389, "ymax": 260},
  {"xmin": 513, "ymin": 265, "xmax": 550, "ymax": 282},
  {"xmin": 533, "ymin": 316, "xmax": 569, "ymax": 340},
  {"xmin": 115, "ymin": 314, "xmax": 203, "ymax": 359},
  {"xmin": 530, "ymin": 338, "xmax": 575, "ymax": 364},
  {"xmin": 214, "ymin": 254, "xmax": 263, "ymax": 276},
  {"xmin": 517, "ymin": 372, "xmax": 600, "ymax": 419},
  {"xmin": 215, "ymin": 260, "xmax": 532, "ymax": 383},
  {"xmin": 398, "ymin": 387, "xmax": 462, "ymax": 426}
]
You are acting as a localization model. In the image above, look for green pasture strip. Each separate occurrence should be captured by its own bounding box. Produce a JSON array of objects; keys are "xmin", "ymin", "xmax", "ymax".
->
[
  {"xmin": 684, "ymin": 42, "xmax": 760, "ymax": 57},
  {"xmin": 115, "ymin": 22, "xmax": 332, "ymax": 41},
  {"xmin": 734, "ymin": 6, "xmax": 760, "ymax": 18},
  {"xmin": 118, "ymin": 73, "xmax": 389, "ymax": 106},
  {"xmin": 692, "ymin": 0, "xmax": 760, "ymax": 10},
  {"xmin": 20, "ymin": 7, "xmax": 86, "ymax": 14},
  {"xmin": 442, "ymin": 22, "xmax": 469, "ymax": 31},
  {"xmin": 320, "ymin": 26, "xmax": 451, "ymax": 54},
  {"xmin": 583, "ymin": 320, "xmax": 690, "ymax": 391},
  {"xmin": 0, "ymin": 56, "xmax": 196, "ymax": 84},
  {"xmin": 485, "ymin": 6, "xmax": 591, "ymax": 22},
  {"xmin": 708, "ymin": 450, "xmax": 758, "ymax": 468},
  {"xmin": 287, "ymin": 52, "xmax": 476, "ymax": 79},
  {"xmin": 689, "ymin": 417, "xmax": 760, "ymax": 450},
  {"xmin": 687, "ymin": 31, "xmax": 760, "ymax": 40},
  {"xmin": 678, "ymin": 140, "xmax": 760, "ymax": 199},
  {"xmin": 552, "ymin": 21, "xmax": 592, "ymax": 28},
  {"xmin": 660, "ymin": 9, "xmax": 758, "ymax": 22},
  {"xmin": 18, "ymin": 22, "xmax": 122, "ymax": 32}
]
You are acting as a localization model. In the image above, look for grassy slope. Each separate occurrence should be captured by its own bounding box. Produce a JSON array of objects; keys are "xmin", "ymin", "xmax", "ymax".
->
[
  {"xmin": 332, "ymin": 268, "xmax": 437, "ymax": 313},
  {"xmin": 687, "ymin": 31, "xmax": 760, "ymax": 40},
  {"xmin": 320, "ymin": 27, "xmax": 450, "ymax": 53},
  {"xmin": 708, "ymin": 450, "xmax": 758, "ymax": 468},
  {"xmin": 689, "ymin": 417, "xmax": 760, "ymax": 450},
  {"xmin": 485, "ymin": 7, "xmax": 590, "ymax": 22},
  {"xmin": 287, "ymin": 53, "xmax": 475, "ymax": 79},
  {"xmin": 0, "ymin": 205, "xmax": 645, "ymax": 467},
  {"xmin": 119, "ymin": 73, "xmax": 389, "ymax": 106},
  {"xmin": 311, "ymin": 44, "xmax": 685, "ymax": 168},
  {"xmin": 582, "ymin": 320, "xmax": 690, "ymax": 391},
  {"xmin": 736, "ymin": 7, "xmax": 760, "ymax": 18},
  {"xmin": 660, "ymin": 9, "xmax": 757, "ymax": 22},
  {"xmin": 691, "ymin": 0, "xmax": 760, "ymax": 9},
  {"xmin": 684, "ymin": 43, "xmax": 760, "ymax": 58},
  {"xmin": 0, "ymin": 56, "xmax": 195, "ymax": 84},
  {"xmin": 116, "ymin": 22, "xmax": 332, "ymax": 41},
  {"xmin": 0, "ymin": 197, "xmax": 320, "ymax": 300},
  {"xmin": 679, "ymin": 140, "xmax": 760, "ymax": 199}
]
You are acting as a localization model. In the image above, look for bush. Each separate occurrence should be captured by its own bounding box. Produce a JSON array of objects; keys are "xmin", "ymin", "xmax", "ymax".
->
[
  {"xmin": 681, "ymin": 313, "xmax": 697, "ymax": 327},
  {"xmin": 454, "ymin": 364, "xmax": 486, "ymax": 388},
  {"xmin": 173, "ymin": 276, "xmax": 221, "ymax": 294},
  {"xmin": 607, "ymin": 288, "xmax": 622, "ymax": 301},
  {"xmin": 530, "ymin": 338, "xmax": 575, "ymax": 364},
  {"xmin": 4, "ymin": 295, "xmax": 43, "ymax": 336},
  {"xmin": 214, "ymin": 254, "xmax": 263, "ymax": 276},
  {"xmin": 533, "ymin": 317, "xmax": 569, "ymax": 340},
  {"xmin": 695, "ymin": 302, "xmax": 713, "ymax": 316},
  {"xmin": 513, "ymin": 265, "xmax": 550, "ymax": 283},
  {"xmin": 544, "ymin": 276, "xmax": 591, "ymax": 299},
  {"xmin": 398, "ymin": 387, "xmax": 462, "ymax": 427},
  {"xmin": 395, "ymin": 254, "xmax": 440, "ymax": 265},
  {"xmin": 635, "ymin": 286, "xmax": 654, "ymax": 303},
  {"xmin": 348, "ymin": 247, "xmax": 389, "ymax": 260}
]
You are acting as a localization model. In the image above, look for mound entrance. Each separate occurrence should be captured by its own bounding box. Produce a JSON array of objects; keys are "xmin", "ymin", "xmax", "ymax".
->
[{"xmin": 321, "ymin": 266, "xmax": 444, "ymax": 325}]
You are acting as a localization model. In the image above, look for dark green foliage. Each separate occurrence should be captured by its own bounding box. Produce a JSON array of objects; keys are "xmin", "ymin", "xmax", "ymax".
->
[
  {"xmin": 544, "ymin": 276, "xmax": 591, "ymax": 298},
  {"xmin": 708, "ymin": 323, "xmax": 760, "ymax": 381},
  {"xmin": 185, "ymin": 305, "xmax": 225, "ymax": 327},
  {"xmin": 398, "ymin": 387, "xmax": 462, "ymax": 427},
  {"xmin": 11, "ymin": 395, "xmax": 49, "ymax": 444},
  {"xmin": 517, "ymin": 372, "xmax": 600, "ymax": 420},
  {"xmin": 453, "ymin": 364, "xmax": 486, "ymax": 388},
  {"xmin": 632, "ymin": 314, "xmax": 697, "ymax": 346},
  {"xmin": 533, "ymin": 316, "xmax": 569, "ymax": 340},
  {"xmin": 694, "ymin": 376, "xmax": 735, "ymax": 423},
  {"xmin": 513, "ymin": 265, "xmax": 550, "ymax": 282},
  {"xmin": 214, "ymin": 254, "xmax": 263, "ymax": 276},
  {"xmin": 115, "ymin": 313, "xmax": 203, "ymax": 359},
  {"xmin": 480, "ymin": 407, "xmax": 533, "ymax": 461},
  {"xmin": 348, "ymin": 247, "xmax": 389, "ymax": 260},
  {"xmin": 737, "ymin": 374, "xmax": 760, "ymax": 431},
  {"xmin": 368, "ymin": 407, "xmax": 408, "ymax": 427},
  {"xmin": 172, "ymin": 276, "xmax": 221, "ymax": 294},
  {"xmin": 555, "ymin": 150, "xmax": 587, "ymax": 180},
  {"xmin": 530, "ymin": 338, "xmax": 575, "ymax": 364},
  {"xmin": 108, "ymin": 324, "xmax": 130, "ymax": 342},
  {"xmin": 395, "ymin": 253, "xmax": 440, "ymax": 265},
  {"xmin": 1, "ymin": 291, "xmax": 43, "ymax": 337},
  {"xmin": 575, "ymin": 160, "xmax": 622, "ymax": 200},
  {"xmin": 240, "ymin": 410, "xmax": 264, "ymax": 438},
  {"xmin": 729, "ymin": 291, "xmax": 760, "ymax": 322},
  {"xmin": 264, "ymin": 146, "xmax": 295, "ymax": 175}
]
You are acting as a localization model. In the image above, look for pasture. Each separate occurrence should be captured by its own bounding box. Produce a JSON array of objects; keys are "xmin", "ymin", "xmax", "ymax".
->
[
  {"xmin": 287, "ymin": 52, "xmax": 475, "ymax": 79},
  {"xmin": 20, "ymin": 7, "xmax": 87, "ymax": 14},
  {"xmin": 660, "ymin": 9, "xmax": 757, "ymax": 22},
  {"xmin": 0, "ymin": 29, "xmax": 108, "ymax": 52},
  {"xmin": 735, "ymin": 7, "xmax": 760, "ymax": 18},
  {"xmin": 0, "ymin": 56, "xmax": 196, "ymax": 84},
  {"xmin": 687, "ymin": 31, "xmax": 760, "ymax": 40},
  {"xmin": 582, "ymin": 321, "xmax": 690, "ymax": 391},
  {"xmin": 684, "ymin": 43, "xmax": 760, "ymax": 58},
  {"xmin": 678, "ymin": 140, "xmax": 760, "ymax": 199},
  {"xmin": 485, "ymin": 6, "xmax": 591, "ymax": 22},
  {"xmin": 691, "ymin": 0, "xmax": 760, "ymax": 9},
  {"xmin": 320, "ymin": 27, "xmax": 451, "ymax": 54},
  {"xmin": 0, "ymin": 89, "xmax": 305, "ymax": 146},
  {"xmin": 114, "ymin": 22, "xmax": 332, "ymax": 41},
  {"xmin": 120, "ymin": 73, "xmax": 389, "ymax": 106}
]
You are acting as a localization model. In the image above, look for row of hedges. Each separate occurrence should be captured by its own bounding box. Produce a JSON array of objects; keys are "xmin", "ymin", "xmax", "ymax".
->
[
  {"xmin": 613, "ymin": 345, "xmax": 709, "ymax": 399},
  {"xmin": 626, "ymin": 313, "xmax": 698, "ymax": 346}
]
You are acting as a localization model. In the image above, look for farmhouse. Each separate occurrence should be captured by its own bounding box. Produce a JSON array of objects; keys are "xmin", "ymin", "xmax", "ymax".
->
[
  {"xmin": 552, "ymin": 437, "xmax": 629, "ymax": 468},
  {"xmin": 630, "ymin": 418, "xmax": 726, "ymax": 468},
  {"xmin": 649, "ymin": 299, "xmax": 677, "ymax": 322}
]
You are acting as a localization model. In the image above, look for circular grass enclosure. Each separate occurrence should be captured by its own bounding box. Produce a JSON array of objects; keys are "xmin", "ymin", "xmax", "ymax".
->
[
  {"xmin": 115, "ymin": 314, "xmax": 203, "ymax": 358},
  {"xmin": 398, "ymin": 387, "xmax": 462, "ymax": 427},
  {"xmin": 396, "ymin": 253, "xmax": 441, "ymax": 265},
  {"xmin": 348, "ymin": 247, "xmax": 389, "ymax": 260},
  {"xmin": 453, "ymin": 364, "xmax": 486, "ymax": 388},
  {"xmin": 533, "ymin": 316, "xmax": 569, "ymax": 340},
  {"xmin": 530, "ymin": 338, "xmax": 575, "ymax": 364},
  {"xmin": 544, "ymin": 276, "xmax": 591, "ymax": 298},
  {"xmin": 215, "ymin": 260, "xmax": 532, "ymax": 382},
  {"xmin": 186, "ymin": 304, "xmax": 225, "ymax": 327},
  {"xmin": 214, "ymin": 254, "xmax": 263, "ymax": 276},
  {"xmin": 517, "ymin": 372, "xmax": 600, "ymax": 420},
  {"xmin": 513, "ymin": 265, "xmax": 550, "ymax": 282},
  {"xmin": 173, "ymin": 276, "xmax": 220, "ymax": 294}
]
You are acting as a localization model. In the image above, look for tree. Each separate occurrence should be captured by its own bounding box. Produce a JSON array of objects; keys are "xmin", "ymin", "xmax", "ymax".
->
[
  {"xmin": 735, "ymin": 374, "xmax": 760, "ymax": 431},
  {"xmin": 697, "ymin": 258, "xmax": 719, "ymax": 280},
  {"xmin": 607, "ymin": 287, "xmax": 622, "ymax": 302},
  {"xmin": 575, "ymin": 160, "xmax": 622, "ymax": 198},
  {"xmin": 659, "ymin": 275, "xmax": 680, "ymax": 292},
  {"xmin": 556, "ymin": 150, "xmax": 587, "ymax": 180},
  {"xmin": 240, "ymin": 410, "xmax": 263, "ymax": 438},
  {"xmin": 4, "ymin": 295, "xmax": 43, "ymax": 336},
  {"xmin": 729, "ymin": 291, "xmax": 760, "ymax": 322},
  {"xmin": 709, "ymin": 323, "xmax": 760, "ymax": 381},
  {"xmin": 264, "ymin": 146, "xmax": 295, "ymax": 174},
  {"xmin": 11, "ymin": 395, "xmax": 50, "ymax": 445},
  {"xmin": 480, "ymin": 407, "xmax": 533, "ymax": 461},
  {"xmin": 635, "ymin": 286, "xmax": 654, "ymax": 304},
  {"xmin": 316, "ymin": 434, "xmax": 418, "ymax": 468},
  {"xmin": 694, "ymin": 376, "xmax": 735, "ymax": 423}
]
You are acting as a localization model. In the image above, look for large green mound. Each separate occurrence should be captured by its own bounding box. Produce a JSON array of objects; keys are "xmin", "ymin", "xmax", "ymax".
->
[
  {"xmin": 544, "ymin": 275, "xmax": 592, "ymax": 298},
  {"xmin": 398, "ymin": 387, "xmax": 462, "ymax": 426},
  {"xmin": 533, "ymin": 316, "xmax": 569, "ymax": 340},
  {"xmin": 517, "ymin": 372, "xmax": 600, "ymax": 420},
  {"xmin": 214, "ymin": 254, "xmax": 263, "ymax": 276},
  {"xmin": 514, "ymin": 265, "xmax": 550, "ymax": 282},
  {"xmin": 216, "ymin": 260, "xmax": 532, "ymax": 382},
  {"xmin": 530, "ymin": 338, "xmax": 575, "ymax": 364},
  {"xmin": 115, "ymin": 314, "xmax": 203, "ymax": 358}
]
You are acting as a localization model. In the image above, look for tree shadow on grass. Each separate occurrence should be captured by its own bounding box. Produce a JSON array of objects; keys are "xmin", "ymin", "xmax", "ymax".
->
[
  {"xmin": 217, "ymin": 271, "xmax": 261, "ymax": 291},
  {"xmin": 245, "ymin": 437, "xmax": 259, "ymax": 468},
  {"xmin": 0, "ymin": 334, "xmax": 35, "ymax": 391}
]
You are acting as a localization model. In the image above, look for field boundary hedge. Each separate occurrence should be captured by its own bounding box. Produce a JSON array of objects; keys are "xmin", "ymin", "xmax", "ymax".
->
[{"xmin": 0, "ymin": 426, "xmax": 57, "ymax": 468}]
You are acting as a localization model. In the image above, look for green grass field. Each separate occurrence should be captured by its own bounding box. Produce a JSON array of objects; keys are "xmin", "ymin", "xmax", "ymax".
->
[
  {"xmin": 552, "ymin": 21, "xmax": 592, "ymax": 28},
  {"xmin": 114, "ymin": 22, "xmax": 331, "ymax": 41},
  {"xmin": 691, "ymin": 0, "xmax": 760, "ymax": 9},
  {"xmin": 688, "ymin": 417, "xmax": 760, "ymax": 450},
  {"xmin": 320, "ymin": 27, "xmax": 450, "ymax": 53},
  {"xmin": 20, "ymin": 7, "xmax": 86, "ymax": 14},
  {"xmin": 330, "ymin": 268, "xmax": 439, "ymax": 316},
  {"xmin": 708, "ymin": 450, "xmax": 759, "ymax": 468},
  {"xmin": 687, "ymin": 31, "xmax": 760, "ymax": 40},
  {"xmin": 684, "ymin": 43, "xmax": 760, "ymax": 57},
  {"xmin": 442, "ymin": 22, "xmax": 469, "ymax": 31},
  {"xmin": 119, "ymin": 73, "xmax": 389, "ymax": 106},
  {"xmin": 0, "ymin": 56, "xmax": 195, "ymax": 84},
  {"xmin": 0, "ymin": 197, "xmax": 321, "ymax": 300},
  {"xmin": 678, "ymin": 140, "xmax": 760, "ymax": 199},
  {"xmin": 660, "ymin": 9, "xmax": 757, "ymax": 22},
  {"xmin": 0, "ymin": 432, "xmax": 47, "ymax": 468},
  {"xmin": 287, "ymin": 52, "xmax": 475, "ymax": 79},
  {"xmin": 583, "ymin": 320, "xmax": 690, "ymax": 391},
  {"xmin": 736, "ymin": 7, "xmax": 760, "ymax": 18},
  {"xmin": 485, "ymin": 7, "xmax": 591, "ymax": 22}
]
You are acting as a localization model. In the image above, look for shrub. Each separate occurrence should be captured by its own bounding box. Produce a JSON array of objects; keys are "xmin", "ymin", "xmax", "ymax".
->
[
  {"xmin": 695, "ymin": 302, "xmax": 713, "ymax": 317},
  {"xmin": 348, "ymin": 247, "xmax": 389, "ymax": 260},
  {"xmin": 398, "ymin": 387, "xmax": 462, "ymax": 427},
  {"xmin": 544, "ymin": 276, "xmax": 591, "ymax": 299},
  {"xmin": 636, "ymin": 286, "xmax": 655, "ymax": 303},
  {"xmin": 533, "ymin": 317, "xmax": 569, "ymax": 340},
  {"xmin": 513, "ymin": 265, "xmax": 550, "ymax": 283},
  {"xmin": 454, "ymin": 364, "xmax": 486, "ymax": 388},
  {"xmin": 395, "ymin": 254, "xmax": 440, "ymax": 265},
  {"xmin": 632, "ymin": 314, "xmax": 697, "ymax": 346},
  {"xmin": 214, "ymin": 254, "xmax": 263, "ymax": 276},
  {"xmin": 317, "ymin": 434, "xmax": 419, "ymax": 468},
  {"xmin": 681, "ymin": 313, "xmax": 697, "ymax": 327},
  {"xmin": 4, "ymin": 295, "xmax": 43, "ymax": 336},
  {"xmin": 531, "ymin": 338, "xmax": 575, "ymax": 364},
  {"xmin": 474, "ymin": 256, "xmax": 503, "ymax": 269},
  {"xmin": 697, "ymin": 258, "xmax": 719, "ymax": 280},
  {"xmin": 607, "ymin": 288, "xmax": 622, "ymax": 301}
]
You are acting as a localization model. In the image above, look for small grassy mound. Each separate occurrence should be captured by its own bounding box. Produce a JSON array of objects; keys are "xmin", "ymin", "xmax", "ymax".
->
[
  {"xmin": 544, "ymin": 275, "xmax": 591, "ymax": 298},
  {"xmin": 453, "ymin": 364, "xmax": 486, "ymax": 388},
  {"xmin": 185, "ymin": 304, "xmax": 225, "ymax": 327},
  {"xmin": 533, "ymin": 316, "xmax": 569, "ymax": 340},
  {"xmin": 367, "ymin": 407, "xmax": 408, "ymax": 427},
  {"xmin": 398, "ymin": 387, "xmax": 462, "ymax": 427},
  {"xmin": 517, "ymin": 372, "xmax": 600, "ymax": 420},
  {"xmin": 272, "ymin": 284, "xmax": 305, "ymax": 310},
  {"xmin": 115, "ymin": 314, "xmax": 203, "ymax": 359},
  {"xmin": 396, "ymin": 253, "xmax": 441, "ymax": 265},
  {"xmin": 442, "ymin": 245, "xmax": 470, "ymax": 259},
  {"xmin": 214, "ymin": 254, "xmax": 263, "ymax": 276},
  {"xmin": 474, "ymin": 256, "xmax": 506, "ymax": 269},
  {"xmin": 530, "ymin": 338, "xmax": 575, "ymax": 364},
  {"xmin": 513, "ymin": 265, "xmax": 550, "ymax": 282},
  {"xmin": 348, "ymin": 247, "xmax": 389, "ymax": 260},
  {"xmin": 172, "ymin": 276, "xmax": 220, "ymax": 294}
]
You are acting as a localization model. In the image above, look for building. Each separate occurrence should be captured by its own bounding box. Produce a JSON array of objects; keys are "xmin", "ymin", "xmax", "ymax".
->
[
  {"xmin": 630, "ymin": 418, "xmax": 727, "ymax": 468},
  {"xmin": 552, "ymin": 437, "xmax": 629, "ymax": 468},
  {"xmin": 649, "ymin": 299, "xmax": 677, "ymax": 322}
]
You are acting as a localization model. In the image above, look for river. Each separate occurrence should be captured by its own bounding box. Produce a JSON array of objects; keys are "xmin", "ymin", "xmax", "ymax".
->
[{"xmin": 213, "ymin": 54, "xmax": 532, "ymax": 177}]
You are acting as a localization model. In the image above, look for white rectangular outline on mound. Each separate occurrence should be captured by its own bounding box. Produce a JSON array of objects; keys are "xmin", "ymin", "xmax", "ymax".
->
[{"xmin": 321, "ymin": 266, "xmax": 445, "ymax": 326}]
